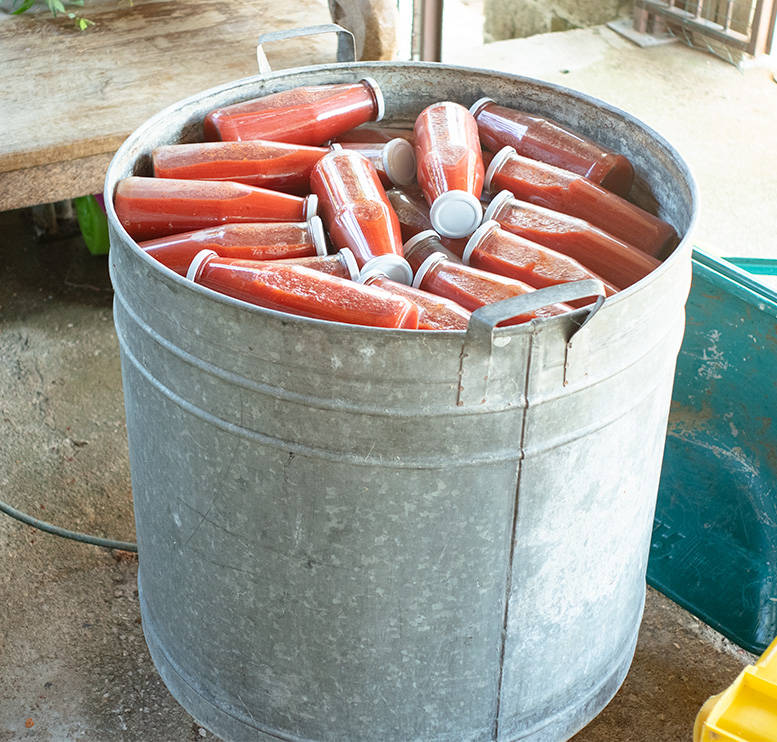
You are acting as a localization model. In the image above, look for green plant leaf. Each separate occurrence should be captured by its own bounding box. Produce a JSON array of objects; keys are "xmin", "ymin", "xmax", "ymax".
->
[
  {"xmin": 10, "ymin": 0, "xmax": 36, "ymax": 15},
  {"xmin": 8, "ymin": 0, "xmax": 94, "ymax": 28},
  {"xmin": 47, "ymin": 0, "xmax": 67, "ymax": 15}
]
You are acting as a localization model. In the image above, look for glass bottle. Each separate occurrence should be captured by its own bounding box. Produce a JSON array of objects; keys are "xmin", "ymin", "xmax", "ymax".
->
[
  {"xmin": 334, "ymin": 126, "xmax": 415, "ymax": 145},
  {"xmin": 204, "ymin": 79, "xmax": 384, "ymax": 146},
  {"xmin": 414, "ymin": 101, "xmax": 485, "ymax": 238},
  {"xmin": 336, "ymin": 139, "xmax": 417, "ymax": 189},
  {"xmin": 152, "ymin": 139, "xmax": 328, "ymax": 194},
  {"xmin": 483, "ymin": 190, "xmax": 660, "ymax": 289},
  {"xmin": 186, "ymin": 250, "xmax": 419, "ymax": 329},
  {"xmin": 139, "ymin": 218, "xmax": 328, "ymax": 275},
  {"xmin": 463, "ymin": 220, "xmax": 619, "ymax": 307},
  {"xmin": 360, "ymin": 269, "xmax": 471, "ymax": 331},
  {"xmin": 485, "ymin": 145, "xmax": 678, "ymax": 258},
  {"xmin": 411, "ymin": 250, "xmax": 573, "ymax": 327},
  {"xmin": 385, "ymin": 187, "xmax": 469, "ymax": 256},
  {"xmin": 114, "ymin": 176, "xmax": 318, "ymax": 242},
  {"xmin": 470, "ymin": 98, "xmax": 634, "ymax": 197},
  {"xmin": 273, "ymin": 249, "xmax": 359, "ymax": 280},
  {"xmin": 402, "ymin": 230, "xmax": 463, "ymax": 275},
  {"xmin": 310, "ymin": 149, "xmax": 412, "ymax": 284}
]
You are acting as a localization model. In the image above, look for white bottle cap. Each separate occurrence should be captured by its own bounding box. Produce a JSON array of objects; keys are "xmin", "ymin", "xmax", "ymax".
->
[
  {"xmin": 469, "ymin": 97, "xmax": 495, "ymax": 118},
  {"xmin": 307, "ymin": 215, "xmax": 328, "ymax": 256},
  {"xmin": 304, "ymin": 193, "xmax": 319, "ymax": 220},
  {"xmin": 462, "ymin": 220, "xmax": 500, "ymax": 265},
  {"xmin": 360, "ymin": 254, "xmax": 413, "ymax": 285},
  {"xmin": 360, "ymin": 77, "xmax": 385, "ymax": 122},
  {"xmin": 403, "ymin": 229, "xmax": 440, "ymax": 255},
  {"xmin": 356, "ymin": 268, "xmax": 388, "ymax": 285},
  {"xmin": 429, "ymin": 190, "xmax": 483, "ymax": 238},
  {"xmin": 382, "ymin": 138, "xmax": 417, "ymax": 186},
  {"xmin": 186, "ymin": 249, "xmax": 219, "ymax": 282},
  {"xmin": 411, "ymin": 251, "xmax": 449, "ymax": 290},
  {"xmin": 337, "ymin": 247, "xmax": 360, "ymax": 281},
  {"xmin": 484, "ymin": 145, "xmax": 516, "ymax": 194},
  {"xmin": 482, "ymin": 189, "xmax": 513, "ymax": 223}
]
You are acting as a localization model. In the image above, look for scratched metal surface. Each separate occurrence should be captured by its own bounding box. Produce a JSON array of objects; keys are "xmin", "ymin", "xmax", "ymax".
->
[
  {"xmin": 649, "ymin": 248, "xmax": 777, "ymax": 656},
  {"xmin": 105, "ymin": 61, "xmax": 698, "ymax": 741}
]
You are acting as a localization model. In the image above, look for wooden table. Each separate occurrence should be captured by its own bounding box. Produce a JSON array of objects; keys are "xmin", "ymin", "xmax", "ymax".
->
[{"xmin": 0, "ymin": 0, "xmax": 339, "ymax": 211}]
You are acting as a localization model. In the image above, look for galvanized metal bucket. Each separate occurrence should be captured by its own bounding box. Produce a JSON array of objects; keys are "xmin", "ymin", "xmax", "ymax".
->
[{"xmin": 104, "ymin": 42, "xmax": 698, "ymax": 742}]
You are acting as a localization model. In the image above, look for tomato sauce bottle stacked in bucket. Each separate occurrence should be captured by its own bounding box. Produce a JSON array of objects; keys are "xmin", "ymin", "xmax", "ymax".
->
[{"xmin": 113, "ymin": 78, "xmax": 680, "ymax": 330}]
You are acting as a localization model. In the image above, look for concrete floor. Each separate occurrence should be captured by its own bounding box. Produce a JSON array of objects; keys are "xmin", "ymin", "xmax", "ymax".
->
[
  {"xmin": 443, "ymin": 9, "xmax": 777, "ymax": 262},
  {"xmin": 1, "ymin": 14, "xmax": 775, "ymax": 742}
]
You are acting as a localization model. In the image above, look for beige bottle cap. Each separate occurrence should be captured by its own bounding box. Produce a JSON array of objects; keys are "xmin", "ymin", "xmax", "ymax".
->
[
  {"xmin": 411, "ymin": 251, "xmax": 449, "ymax": 290},
  {"xmin": 462, "ymin": 220, "xmax": 500, "ymax": 265},
  {"xmin": 482, "ymin": 189, "xmax": 513, "ymax": 223},
  {"xmin": 382, "ymin": 138, "xmax": 417, "ymax": 186},
  {"xmin": 483, "ymin": 146, "xmax": 516, "ymax": 194},
  {"xmin": 308, "ymin": 215, "xmax": 328, "ymax": 256},
  {"xmin": 360, "ymin": 77, "xmax": 385, "ymax": 122},
  {"xmin": 469, "ymin": 97, "xmax": 495, "ymax": 118},
  {"xmin": 186, "ymin": 249, "xmax": 218, "ymax": 282}
]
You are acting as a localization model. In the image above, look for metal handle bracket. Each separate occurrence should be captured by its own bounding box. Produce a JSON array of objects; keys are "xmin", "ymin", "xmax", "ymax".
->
[
  {"xmin": 256, "ymin": 24, "xmax": 357, "ymax": 75},
  {"xmin": 457, "ymin": 279, "xmax": 606, "ymax": 406}
]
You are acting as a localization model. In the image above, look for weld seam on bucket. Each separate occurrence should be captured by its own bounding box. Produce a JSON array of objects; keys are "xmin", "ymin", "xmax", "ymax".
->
[{"xmin": 494, "ymin": 323, "xmax": 537, "ymax": 739}]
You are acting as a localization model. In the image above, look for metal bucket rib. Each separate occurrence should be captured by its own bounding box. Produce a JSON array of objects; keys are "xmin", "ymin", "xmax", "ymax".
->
[{"xmin": 106, "ymin": 60, "xmax": 698, "ymax": 742}]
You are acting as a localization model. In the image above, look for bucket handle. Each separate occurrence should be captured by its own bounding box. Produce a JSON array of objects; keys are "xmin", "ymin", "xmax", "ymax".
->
[
  {"xmin": 457, "ymin": 279, "xmax": 606, "ymax": 406},
  {"xmin": 256, "ymin": 24, "xmax": 357, "ymax": 75}
]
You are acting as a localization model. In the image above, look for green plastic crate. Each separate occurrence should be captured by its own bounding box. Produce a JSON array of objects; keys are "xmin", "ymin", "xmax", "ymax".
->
[{"xmin": 649, "ymin": 247, "xmax": 777, "ymax": 655}]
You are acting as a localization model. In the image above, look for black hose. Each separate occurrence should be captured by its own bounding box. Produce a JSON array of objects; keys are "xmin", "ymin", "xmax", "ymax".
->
[{"xmin": 0, "ymin": 499, "xmax": 138, "ymax": 553}]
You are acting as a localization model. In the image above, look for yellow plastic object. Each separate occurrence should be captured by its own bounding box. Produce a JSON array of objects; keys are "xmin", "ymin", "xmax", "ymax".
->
[{"xmin": 694, "ymin": 636, "xmax": 777, "ymax": 742}]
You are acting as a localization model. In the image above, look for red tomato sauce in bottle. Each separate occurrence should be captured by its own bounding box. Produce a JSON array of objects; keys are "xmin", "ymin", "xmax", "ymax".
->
[
  {"xmin": 463, "ymin": 220, "xmax": 619, "ymax": 308},
  {"xmin": 273, "ymin": 248, "xmax": 359, "ymax": 280},
  {"xmin": 336, "ymin": 139, "xmax": 417, "ymax": 189},
  {"xmin": 414, "ymin": 101, "xmax": 485, "ymax": 238},
  {"xmin": 138, "ymin": 218, "xmax": 328, "ymax": 275},
  {"xmin": 334, "ymin": 126, "xmax": 415, "ymax": 145},
  {"xmin": 484, "ymin": 190, "xmax": 660, "ymax": 289},
  {"xmin": 310, "ymin": 149, "xmax": 412, "ymax": 284},
  {"xmin": 152, "ymin": 140, "xmax": 329, "ymax": 194},
  {"xmin": 402, "ymin": 230, "xmax": 464, "ymax": 275},
  {"xmin": 470, "ymin": 98, "xmax": 634, "ymax": 197},
  {"xmin": 485, "ymin": 146, "xmax": 678, "ymax": 258},
  {"xmin": 204, "ymin": 79, "xmax": 385, "ymax": 146},
  {"xmin": 359, "ymin": 269, "xmax": 471, "ymax": 331},
  {"xmin": 186, "ymin": 250, "xmax": 419, "ymax": 329},
  {"xmin": 114, "ymin": 177, "xmax": 318, "ymax": 242},
  {"xmin": 411, "ymin": 250, "xmax": 572, "ymax": 327}
]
